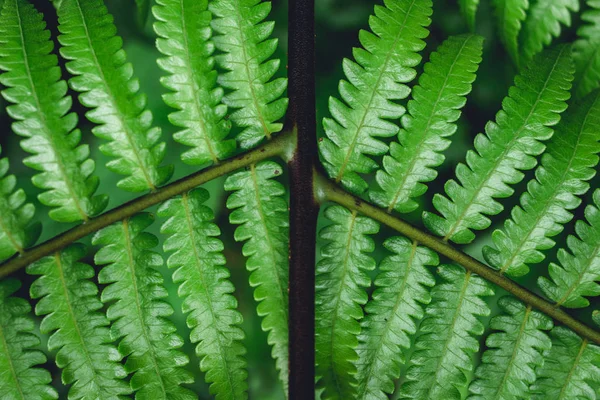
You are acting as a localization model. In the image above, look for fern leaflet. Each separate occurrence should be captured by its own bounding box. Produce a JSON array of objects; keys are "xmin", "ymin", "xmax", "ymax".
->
[
  {"xmin": 398, "ymin": 265, "xmax": 493, "ymax": 399},
  {"xmin": 482, "ymin": 91, "xmax": 600, "ymax": 277},
  {"xmin": 423, "ymin": 46, "xmax": 574, "ymax": 244},
  {"xmin": 573, "ymin": 0, "xmax": 600, "ymax": 99},
  {"xmin": 224, "ymin": 161, "xmax": 289, "ymax": 391},
  {"xmin": 0, "ymin": 0, "xmax": 107, "ymax": 222},
  {"xmin": 153, "ymin": 0, "xmax": 235, "ymax": 167},
  {"xmin": 0, "ymin": 279, "xmax": 56, "ymax": 400},
  {"xmin": 355, "ymin": 238, "xmax": 437, "ymax": 400},
  {"xmin": 27, "ymin": 245, "xmax": 130, "ymax": 399},
  {"xmin": 57, "ymin": 0, "xmax": 173, "ymax": 192},
  {"xmin": 210, "ymin": 0, "xmax": 288, "ymax": 149},
  {"xmin": 467, "ymin": 297, "xmax": 552, "ymax": 399},
  {"xmin": 158, "ymin": 189, "xmax": 248, "ymax": 400},
  {"xmin": 531, "ymin": 327, "xmax": 600, "ymax": 399},
  {"xmin": 492, "ymin": 0, "xmax": 529, "ymax": 64},
  {"xmin": 318, "ymin": 0, "xmax": 432, "ymax": 194},
  {"xmin": 315, "ymin": 206, "xmax": 379, "ymax": 399},
  {"xmin": 93, "ymin": 213, "xmax": 194, "ymax": 399},
  {"xmin": 459, "ymin": 0, "xmax": 479, "ymax": 31},
  {"xmin": 371, "ymin": 34, "xmax": 483, "ymax": 213}
]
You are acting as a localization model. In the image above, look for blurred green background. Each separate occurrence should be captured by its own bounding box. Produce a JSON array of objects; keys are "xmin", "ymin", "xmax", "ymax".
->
[{"xmin": 0, "ymin": 0, "xmax": 597, "ymax": 398}]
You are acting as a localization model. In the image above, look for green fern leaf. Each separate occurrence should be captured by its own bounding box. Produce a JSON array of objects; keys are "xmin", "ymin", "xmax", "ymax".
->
[
  {"xmin": 0, "ymin": 146, "xmax": 38, "ymax": 261},
  {"xmin": 27, "ymin": 245, "xmax": 131, "ymax": 399},
  {"xmin": 0, "ymin": 0, "xmax": 107, "ymax": 222},
  {"xmin": 318, "ymin": 0, "xmax": 432, "ymax": 194},
  {"xmin": 467, "ymin": 297, "xmax": 552, "ymax": 399},
  {"xmin": 315, "ymin": 206, "xmax": 379, "ymax": 399},
  {"xmin": 482, "ymin": 91, "xmax": 600, "ymax": 277},
  {"xmin": 531, "ymin": 327, "xmax": 600, "ymax": 399},
  {"xmin": 134, "ymin": 0, "xmax": 149, "ymax": 26},
  {"xmin": 57, "ymin": 0, "xmax": 173, "ymax": 192},
  {"xmin": 539, "ymin": 188, "xmax": 600, "ymax": 308},
  {"xmin": 459, "ymin": 0, "xmax": 479, "ymax": 31},
  {"xmin": 398, "ymin": 265, "xmax": 494, "ymax": 399},
  {"xmin": 153, "ymin": 0, "xmax": 235, "ymax": 167},
  {"xmin": 224, "ymin": 161, "xmax": 289, "ymax": 391},
  {"xmin": 209, "ymin": 0, "xmax": 288, "ymax": 149},
  {"xmin": 520, "ymin": 0, "xmax": 579, "ymax": 63},
  {"xmin": 492, "ymin": 0, "xmax": 529, "ymax": 64},
  {"xmin": 0, "ymin": 279, "xmax": 57, "ymax": 400},
  {"xmin": 158, "ymin": 188, "xmax": 248, "ymax": 400},
  {"xmin": 423, "ymin": 45, "xmax": 574, "ymax": 244},
  {"xmin": 355, "ymin": 237, "xmax": 437, "ymax": 400},
  {"xmin": 573, "ymin": 0, "xmax": 600, "ymax": 99},
  {"xmin": 371, "ymin": 34, "xmax": 483, "ymax": 213},
  {"xmin": 93, "ymin": 213, "xmax": 195, "ymax": 399}
]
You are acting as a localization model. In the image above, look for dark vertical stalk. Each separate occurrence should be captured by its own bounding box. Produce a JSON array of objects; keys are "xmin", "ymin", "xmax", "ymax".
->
[{"xmin": 286, "ymin": 0, "xmax": 317, "ymax": 398}]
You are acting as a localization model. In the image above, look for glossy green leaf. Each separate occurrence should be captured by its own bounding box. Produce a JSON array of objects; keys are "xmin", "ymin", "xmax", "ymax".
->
[
  {"xmin": 573, "ymin": 0, "xmax": 600, "ymax": 99},
  {"xmin": 224, "ymin": 161, "xmax": 289, "ymax": 392},
  {"xmin": 423, "ymin": 46, "xmax": 574, "ymax": 244},
  {"xmin": 483, "ymin": 91, "xmax": 600, "ymax": 277},
  {"xmin": 0, "ymin": 279, "xmax": 57, "ymax": 400},
  {"xmin": 371, "ymin": 34, "xmax": 483, "ymax": 213},
  {"xmin": 153, "ymin": 0, "xmax": 235, "ymax": 167},
  {"xmin": 318, "ymin": 0, "xmax": 432, "ymax": 194},
  {"xmin": 57, "ymin": 0, "xmax": 173, "ymax": 192},
  {"xmin": 27, "ymin": 245, "xmax": 131, "ymax": 399},
  {"xmin": 158, "ymin": 189, "xmax": 248, "ymax": 400},
  {"xmin": 492, "ymin": 0, "xmax": 529, "ymax": 65},
  {"xmin": 315, "ymin": 205, "xmax": 379, "ymax": 400},
  {"xmin": 355, "ymin": 238, "xmax": 437, "ymax": 400},
  {"xmin": 0, "ymin": 0, "xmax": 107, "ymax": 222},
  {"xmin": 210, "ymin": 0, "xmax": 288, "ymax": 149},
  {"xmin": 93, "ymin": 214, "xmax": 194, "ymax": 399}
]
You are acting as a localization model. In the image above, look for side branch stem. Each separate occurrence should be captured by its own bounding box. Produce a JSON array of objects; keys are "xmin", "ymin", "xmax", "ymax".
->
[
  {"xmin": 0, "ymin": 132, "xmax": 291, "ymax": 279},
  {"xmin": 315, "ymin": 172, "xmax": 600, "ymax": 346}
]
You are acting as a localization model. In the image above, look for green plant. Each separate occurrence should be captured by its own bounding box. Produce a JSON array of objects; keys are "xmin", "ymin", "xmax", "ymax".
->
[{"xmin": 1, "ymin": 0, "xmax": 600, "ymax": 399}]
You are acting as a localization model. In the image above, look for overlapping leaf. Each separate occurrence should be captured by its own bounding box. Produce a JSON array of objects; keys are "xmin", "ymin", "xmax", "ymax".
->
[
  {"xmin": 210, "ymin": 0, "xmax": 288, "ymax": 149},
  {"xmin": 0, "ymin": 279, "xmax": 56, "ymax": 400},
  {"xmin": 371, "ymin": 34, "xmax": 483, "ymax": 213},
  {"xmin": 0, "ymin": 0, "xmax": 106, "ymax": 222},
  {"xmin": 57, "ymin": 0, "xmax": 172, "ymax": 192},
  {"xmin": 483, "ymin": 91, "xmax": 600, "ymax": 277},
  {"xmin": 573, "ymin": 0, "xmax": 600, "ymax": 99},
  {"xmin": 27, "ymin": 245, "xmax": 130, "ymax": 399},
  {"xmin": 318, "ymin": 0, "xmax": 432, "ymax": 194},
  {"xmin": 159, "ymin": 189, "xmax": 248, "ymax": 400},
  {"xmin": 423, "ymin": 46, "xmax": 574, "ymax": 244},
  {"xmin": 153, "ymin": 0, "xmax": 235, "ymax": 167},
  {"xmin": 492, "ymin": 0, "xmax": 529, "ymax": 64},
  {"xmin": 93, "ymin": 214, "xmax": 194, "ymax": 399}
]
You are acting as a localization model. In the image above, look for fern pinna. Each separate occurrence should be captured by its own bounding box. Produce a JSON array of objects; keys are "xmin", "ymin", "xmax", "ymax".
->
[{"xmin": 1, "ymin": 0, "xmax": 600, "ymax": 399}]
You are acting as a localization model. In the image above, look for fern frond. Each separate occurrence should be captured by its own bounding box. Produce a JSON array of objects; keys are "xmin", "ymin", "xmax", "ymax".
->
[
  {"xmin": 0, "ymin": 146, "xmax": 37, "ymax": 261},
  {"xmin": 467, "ymin": 297, "xmax": 552, "ymax": 399},
  {"xmin": 93, "ymin": 213, "xmax": 194, "ymax": 399},
  {"xmin": 573, "ymin": 0, "xmax": 600, "ymax": 99},
  {"xmin": 315, "ymin": 205, "xmax": 379, "ymax": 399},
  {"xmin": 158, "ymin": 189, "xmax": 248, "ymax": 400},
  {"xmin": 0, "ymin": 0, "xmax": 107, "ymax": 222},
  {"xmin": 153, "ymin": 0, "xmax": 235, "ymax": 166},
  {"xmin": 371, "ymin": 34, "xmax": 483, "ymax": 213},
  {"xmin": 531, "ymin": 327, "xmax": 600, "ymax": 399},
  {"xmin": 318, "ymin": 0, "xmax": 432, "ymax": 194},
  {"xmin": 27, "ymin": 245, "xmax": 130, "ymax": 399},
  {"xmin": 209, "ymin": 0, "xmax": 288, "ymax": 149},
  {"xmin": 398, "ymin": 265, "xmax": 494, "ymax": 399},
  {"xmin": 224, "ymin": 161, "xmax": 289, "ymax": 391},
  {"xmin": 492, "ymin": 0, "xmax": 529, "ymax": 64},
  {"xmin": 459, "ymin": 0, "xmax": 479, "ymax": 31},
  {"xmin": 0, "ymin": 279, "xmax": 57, "ymax": 400},
  {"xmin": 482, "ymin": 91, "xmax": 600, "ymax": 277},
  {"xmin": 355, "ymin": 237, "xmax": 437, "ymax": 400},
  {"xmin": 539, "ymin": 189, "xmax": 600, "ymax": 308},
  {"xmin": 423, "ymin": 45, "xmax": 574, "ymax": 244},
  {"xmin": 520, "ymin": 0, "xmax": 579, "ymax": 63},
  {"xmin": 57, "ymin": 0, "xmax": 173, "ymax": 192}
]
